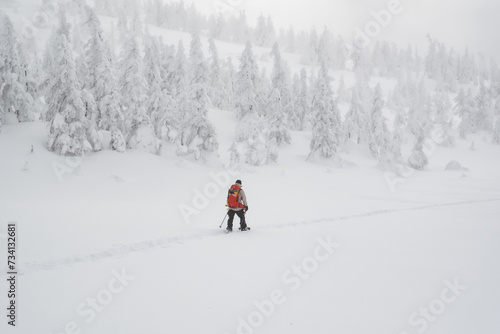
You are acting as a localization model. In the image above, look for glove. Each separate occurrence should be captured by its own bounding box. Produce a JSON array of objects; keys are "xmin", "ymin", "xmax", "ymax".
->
[{"xmin": 244, "ymin": 205, "xmax": 248, "ymax": 212}]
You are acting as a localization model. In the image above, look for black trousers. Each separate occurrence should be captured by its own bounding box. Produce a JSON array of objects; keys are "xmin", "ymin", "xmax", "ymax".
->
[{"xmin": 227, "ymin": 210, "xmax": 247, "ymax": 230}]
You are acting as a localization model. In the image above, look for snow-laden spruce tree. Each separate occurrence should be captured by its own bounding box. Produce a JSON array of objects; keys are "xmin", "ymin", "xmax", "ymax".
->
[
  {"xmin": 146, "ymin": 38, "xmax": 178, "ymax": 148},
  {"xmin": 407, "ymin": 92, "xmax": 431, "ymax": 171},
  {"xmin": 177, "ymin": 83, "xmax": 219, "ymax": 161},
  {"xmin": 308, "ymin": 60, "xmax": 342, "ymax": 163},
  {"xmin": 266, "ymin": 42, "xmax": 291, "ymax": 152},
  {"xmin": 158, "ymin": 42, "xmax": 175, "ymax": 93},
  {"xmin": 291, "ymin": 72, "xmax": 307, "ymax": 131},
  {"xmin": 44, "ymin": 11, "xmax": 73, "ymax": 122},
  {"xmin": 83, "ymin": 7, "xmax": 126, "ymax": 152},
  {"xmin": 272, "ymin": 43, "xmax": 295, "ymax": 129},
  {"xmin": 369, "ymin": 84, "xmax": 391, "ymax": 163},
  {"xmin": 149, "ymin": 87, "xmax": 177, "ymax": 148},
  {"xmin": 407, "ymin": 136, "xmax": 428, "ymax": 171},
  {"xmin": 171, "ymin": 40, "xmax": 188, "ymax": 96},
  {"xmin": 189, "ymin": 29, "xmax": 209, "ymax": 86},
  {"xmin": 434, "ymin": 92, "xmax": 455, "ymax": 147},
  {"xmin": 208, "ymin": 37, "xmax": 224, "ymax": 109},
  {"xmin": 80, "ymin": 89, "xmax": 101, "ymax": 152},
  {"xmin": 253, "ymin": 14, "xmax": 270, "ymax": 47},
  {"xmin": 143, "ymin": 35, "xmax": 163, "ymax": 97},
  {"xmin": 317, "ymin": 28, "xmax": 336, "ymax": 69},
  {"xmin": 99, "ymin": 90, "xmax": 126, "ymax": 152},
  {"xmin": 474, "ymin": 81, "xmax": 494, "ymax": 131},
  {"xmin": 118, "ymin": 34, "xmax": 156, "ymax": 153},
  {"xmin": 228, "ymin": 41, "xmax": 269, "ymax": 167},
  {"xmin": 266, "ymin": 88, "xmax": 290, "ymax": 162},
  {"xmin": 455, "ymin": 87, "xmax": 476, "ymax": 138},
  {"xmin": 47, "ymin": 33, "xmax": 91, "ymax": 156},
  {"xmin": 218, "ymin": 57, "xmax": 236, "ymax": 111},
  {"xmin": 494, "ymin": 95, "xmax": 500, "ymax": 117},
  {"xmin": 344, "ymin": 86, "xmax": 368, "ymax": 145},
  {"xmin": 229, "ymin": 111, "xmax": 268, "ymax": 167},
  {"xmin": 0, "ymin": 14, "xmax": 35, "ymax": 122},
  {"xmin": 294, "ymin": 68, "xmax": 310, "ymax": 130},
  {"xmin": 175, "ymin": 32, "xmax": 219, "ymax": 162},
  {"xmin": 235, "ymin": 41, "xmax": 260, "ymax": 119}
]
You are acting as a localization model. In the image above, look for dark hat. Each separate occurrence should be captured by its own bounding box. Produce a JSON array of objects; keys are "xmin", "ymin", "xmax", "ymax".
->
[{"xmin": 235, "ymin": 179, "xmax": 242, "ymax": 185}]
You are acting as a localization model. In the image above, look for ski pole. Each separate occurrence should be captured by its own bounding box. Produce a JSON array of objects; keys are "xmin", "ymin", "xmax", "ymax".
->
[{"xmin": 219, "ymin": 212, "xmax": 228, "ymax": 228}]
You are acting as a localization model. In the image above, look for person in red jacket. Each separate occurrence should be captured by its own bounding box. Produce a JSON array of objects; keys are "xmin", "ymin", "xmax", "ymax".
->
[{"xmin": 226, "ymin": 180, "xmax": 249, "ymax": 232}]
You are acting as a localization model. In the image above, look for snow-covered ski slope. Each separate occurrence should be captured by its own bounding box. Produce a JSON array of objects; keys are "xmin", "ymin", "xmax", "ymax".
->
[{"xmin": 1, "ymin": 2, "xmax": 500, "ymax": 334}]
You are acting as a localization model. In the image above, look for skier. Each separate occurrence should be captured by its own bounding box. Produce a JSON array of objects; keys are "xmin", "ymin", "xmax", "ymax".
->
[{"xmin": 226, "ymin": 180, "xmax": 250, "ymax": 232}]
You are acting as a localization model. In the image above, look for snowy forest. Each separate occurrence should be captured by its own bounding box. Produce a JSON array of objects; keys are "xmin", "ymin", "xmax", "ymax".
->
[{"xmin": 1, "ymin": 0, "xmax": 500, "ymax": 170}]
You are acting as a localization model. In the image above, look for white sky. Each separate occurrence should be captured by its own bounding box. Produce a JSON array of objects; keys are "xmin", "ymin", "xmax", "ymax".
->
[{"xmin": 178, "ymin": 0, "xmax": 500, "ymax": 63}]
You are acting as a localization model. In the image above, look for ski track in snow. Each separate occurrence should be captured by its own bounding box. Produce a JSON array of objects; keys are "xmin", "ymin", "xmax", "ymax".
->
[{"xmin": 11, "ymin": 198, "xmax": 500, "ymax": 276}]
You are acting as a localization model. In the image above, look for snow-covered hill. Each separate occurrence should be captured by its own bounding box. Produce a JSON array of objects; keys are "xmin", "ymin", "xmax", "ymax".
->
[{"xmin": 2, "ymin": 108, "xmax": 500, "ymax": 334}]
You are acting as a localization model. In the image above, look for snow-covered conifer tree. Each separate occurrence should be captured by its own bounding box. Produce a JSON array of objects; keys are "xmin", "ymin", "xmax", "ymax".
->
[
  {"xmin": 308, "ymin": 60, "xmax": 342, "ymax": 162},
  {"xmin": 235, "ymin": 41, "xmax": 259, "ymax": 119},
  {"xmin": 83, "ymin": 8, "xmax": 126, "ymax": 152},
  {"xmin": 0, "ymin": 14, "xmax": 35, "ymax": 122},
  {"xmin": 143, "ymin": 35, "xmax": 163, "ymax": 97},
  {"xmin": 118, "ymin": 34, "xmax": 156, "ymax": 153},
  {"xmin": 368, "ymin": 84, "xmax": 390, "ymax": 162},
  {"xmin": 291, "ymin": 73, "xmax": 301, "ymax": 128},
  {"xmin": 189, "ymin": 29, "xmax": 209, "ymax": 86},
  {"xmin": 178, "ymin": 83, "xmax": 219, "ymax": 161},
  {"xmin": 408, "ymin": 136, "xmax": 428, "ymax": 170},
  {"xmin": 474, "ymin": 82, "xmax": 494, "ymax": 131},
  {"xmin": 434, "ymin": 92, "xmax": 455, "ymax": 146},
  {"xmin": 228, "ymin": 41, "xmax": 270, "ymax": 166},
  {"xmin": 146, "ymin": 38, "xmax": 177, "ymax": 144},
  {"xmin": 317, "ymin": 28, "xmax": 334, "ymax": 69},
  {"xmin": 171, "ymin": 40, "xmax": 188, "ymax": 96},
  {"xmin": 424, "ymin": 36, "xmax": 439, "ymax": 79},
  {"xmin": 253, "ymin": 14, "xmax": 269, "ymax": 47},
  {"xmin": 268, "ymin": 42, "xmax": 293, "ymax": 136},
  {"xmin": 266, "ymin": 16, "xmax": 277, "ymax": 46},
  {"xmin": 99, "ymin": 90, "xmax": 126, "ymax": 152},
  {"xmin": 174, "ymin": 29, "xmax": 219, "ymax": 161},
  {"xmin": 230, "ymin": 111, "xmax": 268, "ymax": 167},
  {"xmin": 455, "ymin": 88, "xmax": 476, "ymax": 138},
  {"xmin": 344, "ymin": 87, "xmax": 367, "ymax": 144},
  {"xmin": 208, "ymin": 37, "xmax": 224, "ymax": 109},
  {"xmin": 81, "ymin": 89, "xmax": 101, "ymax": 152},
  {"xmin": 266, "ymin": 87, "xmax": 291, "ymax": 162},
  {"xmin": 219, "ymin": 57, "xmax": 236, "ymax": 111},
  {"xmin": 295, "ymin": 68, "xmax": 310, "ymax": 130}
]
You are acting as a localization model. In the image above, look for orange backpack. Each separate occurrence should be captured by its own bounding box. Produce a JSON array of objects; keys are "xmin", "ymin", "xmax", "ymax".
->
[{"xmin": 227, "ymin": 184, "xmax": 243, "ymax": 209}]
